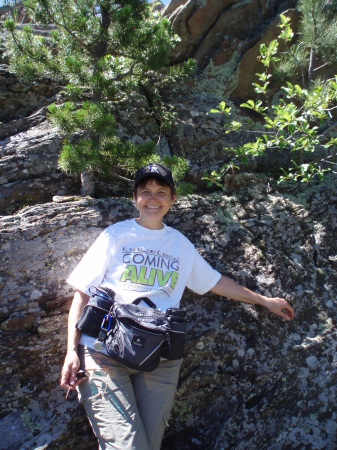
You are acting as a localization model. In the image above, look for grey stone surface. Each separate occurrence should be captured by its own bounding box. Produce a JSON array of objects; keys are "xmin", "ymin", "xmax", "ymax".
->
[{"xmin": 1, "ymin": 174, "xmax": 336, "ymax": 449}]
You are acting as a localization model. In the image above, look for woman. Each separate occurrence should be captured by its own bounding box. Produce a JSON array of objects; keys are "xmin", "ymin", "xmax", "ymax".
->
[{"xmin": 61, "ymin": 163, "xmax": 294, "ymax": 450}]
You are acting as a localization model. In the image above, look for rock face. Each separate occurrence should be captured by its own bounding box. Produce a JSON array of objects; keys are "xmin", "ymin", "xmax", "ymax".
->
[
  {"xmin": 1, "ymin": 1, "xmax": 337, "ymax": 449},
  {"xmin": 0, "ymin": 64, "xmax": 59, "ymax": 123},
  {"xmin": 164, "ymin": 0, "xmax": 298, "ymax": 96},
  {"xmin": 0, "ymin": 119, "xmax": 80, "ymax": 215},
  {"xmin": 1, "ymin": 174, "xmax": 336, "ymax": 449}
]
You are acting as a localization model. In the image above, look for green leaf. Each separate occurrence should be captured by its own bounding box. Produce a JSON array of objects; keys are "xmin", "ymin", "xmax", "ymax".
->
[{"xmin": 240, "ymin": 100, "xmax": 255, "ymax": 109}]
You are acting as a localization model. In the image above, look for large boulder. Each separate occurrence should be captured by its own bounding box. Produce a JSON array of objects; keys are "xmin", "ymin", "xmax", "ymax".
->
[
  {"xmin": 0, "ymin": 64, "xmax": 58, "ymax": 123},
  {"xmin": 165, "ymin": 0, "xmax": 298, "ymax": 99},
  {"xmin": 0, "ymin": 119, "xmax": 79, "ymax": 215},
  {"xmin": 0, "ymin": 174, "xmax": 336, "ymax": 449}
]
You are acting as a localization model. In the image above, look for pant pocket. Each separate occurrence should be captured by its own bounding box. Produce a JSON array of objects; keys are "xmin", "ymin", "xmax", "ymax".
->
[
  {"xmin": 146, "ymin": 388, "xmax": 177, "ymax": 450},
  {"xmin": 78, "ymin": 369, "xmax": 116, "ymax": 443}
]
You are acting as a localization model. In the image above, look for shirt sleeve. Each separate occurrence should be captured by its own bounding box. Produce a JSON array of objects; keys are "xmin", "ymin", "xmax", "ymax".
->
[
  {"xmin": 186, "ymin": 250, "xmax": 221, "ymax": 295},
  {"xmin": 66, "ymin": 228, "xmax": 113, "ymax": 295}
]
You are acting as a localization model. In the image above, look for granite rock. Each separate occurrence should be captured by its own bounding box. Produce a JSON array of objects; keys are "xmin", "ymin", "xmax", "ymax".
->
[{"xmin": 0, "ymin": 174, "xmax": 336, "ymax": 449}]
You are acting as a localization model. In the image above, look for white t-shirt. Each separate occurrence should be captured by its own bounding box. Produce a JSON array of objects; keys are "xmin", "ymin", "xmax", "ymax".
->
[{"xmin": 67, "ymin": 218, "xmax": 221, "ymax": 349}]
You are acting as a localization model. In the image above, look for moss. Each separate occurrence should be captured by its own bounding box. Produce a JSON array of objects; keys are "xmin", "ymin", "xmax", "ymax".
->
[
  {"xmin": 257, "ymin": 251, "xmax": 266, "ymax": 261},
  {"xmin": 316, "ymin": 268, "xmax": 325, "ymax": 279},
  {"xmin": 192, "ymin": 53, "xmax": 241, "ymax": 98},
  {"xmin": 21, "ymin": 407, "xmax": 41, "ymax": 435}
]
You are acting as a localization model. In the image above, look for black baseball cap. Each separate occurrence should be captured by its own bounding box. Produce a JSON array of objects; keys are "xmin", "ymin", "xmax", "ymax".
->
[{"xmin": 134, "ymin": 163, "xmax": 175, "ymax": 188}]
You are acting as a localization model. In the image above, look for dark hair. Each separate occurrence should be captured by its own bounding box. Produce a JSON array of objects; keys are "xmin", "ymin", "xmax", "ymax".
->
[{"xmin": 133, "ymin": 176, "xmax": 176, "ymax": 199}]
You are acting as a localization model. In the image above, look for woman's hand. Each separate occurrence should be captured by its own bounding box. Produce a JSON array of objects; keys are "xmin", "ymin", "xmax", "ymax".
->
[
  {"xmin": 263, "ymin": 296, "xmax": 294, "ymax": 321},
  {"xmin": 60, "ymin": 350, "xmax": 81, "ymax": 391},
  {"xmin": 60, "ymin": 290, "xmax": 89, "ymax": 392}
]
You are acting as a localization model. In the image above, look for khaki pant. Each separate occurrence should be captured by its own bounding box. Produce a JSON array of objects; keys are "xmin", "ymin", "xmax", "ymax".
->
[{"xmin": 77, "ymin": 346, "xmax": 183, "ymax": 450}]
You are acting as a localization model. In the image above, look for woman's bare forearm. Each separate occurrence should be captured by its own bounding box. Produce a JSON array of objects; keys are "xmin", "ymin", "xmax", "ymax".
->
[
  {"xmin": 210, "ymin": 275, "xmax": 294, "ymax": 321},
  {"xmin": 67, "ymin": 290, "xmax": 89, "ymax": 352},
  {"xmin": 60, "ymin": 290, "xmax": 89, "ymax": 390}
]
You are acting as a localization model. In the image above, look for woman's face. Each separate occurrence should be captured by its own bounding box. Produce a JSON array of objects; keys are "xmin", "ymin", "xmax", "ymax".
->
[{"xmin": 133, "ymin": 179, "xmax": 176, "ymax": 229}]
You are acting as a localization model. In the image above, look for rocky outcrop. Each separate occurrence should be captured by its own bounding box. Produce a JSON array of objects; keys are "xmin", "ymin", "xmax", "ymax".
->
[
  {"xmin": 164, "ymin": 0, "xmax": 298, "ymax": 98},
  {"xmin": 1, "ymin": 174, "xmax": 336, "ymax": 449},
  {"xmin": 0, "ymin": 119, "xmax": 79, "ymax": 215},
  {"xmin": 0, "ymin": 64, "xmax": 59, "ymax": 123}
]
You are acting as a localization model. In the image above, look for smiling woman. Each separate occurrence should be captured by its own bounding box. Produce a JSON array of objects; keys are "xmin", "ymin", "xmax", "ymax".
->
[{"xmin": 61, "ymin": 163, "xmax": 294, "ymax": 450}]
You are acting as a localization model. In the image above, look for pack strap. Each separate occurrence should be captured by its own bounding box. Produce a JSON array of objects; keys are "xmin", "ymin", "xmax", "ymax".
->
[{"xmin": 132, "ymin": 297, "xmax": 157, "ymax": 309}]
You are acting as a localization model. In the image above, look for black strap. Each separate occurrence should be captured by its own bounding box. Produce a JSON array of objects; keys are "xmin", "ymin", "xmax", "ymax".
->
[
  {"xmin": 132, "ymin": 297, "xmax": 157, "ymax": 309},
  {"xmin": 96, "ymin": 286, "xmax": 116, "ymax": 300}
]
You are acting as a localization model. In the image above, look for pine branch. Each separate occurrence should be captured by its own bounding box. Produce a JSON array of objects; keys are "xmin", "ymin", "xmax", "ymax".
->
[
  {"xmin": 59, "ymin": 5, "xmax": 92, "ymax": 53},
  {"xmin": 110, "ymin": 172, "xmax": 133, "ymax": 183},
  {"xmin": 313, "ymin": 63, "xmax": 330, "ymax": 72},
  {"xmin": 37, "ymin": 0, "xmax": 92, "ymax": 54}
]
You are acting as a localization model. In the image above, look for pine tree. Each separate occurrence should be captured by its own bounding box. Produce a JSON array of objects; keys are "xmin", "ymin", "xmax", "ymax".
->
[
  {"xmin": 276, "ymin": 0, "xmax": 337, "ymax": 86},
  {"xmin": 4, "ymin": 0, "xmax": 194, "ymax": 195}
]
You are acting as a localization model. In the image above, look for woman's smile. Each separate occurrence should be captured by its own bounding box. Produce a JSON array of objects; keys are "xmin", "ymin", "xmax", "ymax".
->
[{"xmin": 134, "ymin": 179, "xmax": 176, "ymax": 229}]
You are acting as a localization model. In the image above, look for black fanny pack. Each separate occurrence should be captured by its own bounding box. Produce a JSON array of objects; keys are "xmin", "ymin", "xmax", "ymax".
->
[
  {"xmin": 76, "ymin": 286, "xmax": 116, "ymax": 338},
  {"xmin": 76, "ymin": 286, "xmax": 187, "ymax": 371}
]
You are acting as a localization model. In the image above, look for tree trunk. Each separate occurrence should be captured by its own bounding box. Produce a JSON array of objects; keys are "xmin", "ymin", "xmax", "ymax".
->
[
  {"xmin": 80, "ymin": 170, "xmax": 95, "ymax": 197},
  {"xmin": 308, "ymin": 47, "xmax": 314, "ymax": 86}
]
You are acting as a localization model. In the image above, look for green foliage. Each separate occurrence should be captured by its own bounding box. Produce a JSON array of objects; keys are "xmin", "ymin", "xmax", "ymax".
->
[
  {"xmin": 202, "ymin": 162, "xmax": 239, "ymax": 190},
  {"xmin": 210, "ymin": 101, "xmax": 231, "ymax": 115},
  {"xmin": 4, "ymin": 0, "xmax": 194, "ymax": 195},
  {"xmin": 58, "ymin": 136, "xmax": 159, "ymax": 176},
  {"xmin": 162, "ymin": 155, "xmax": 195, "ymax": 195},
  {"xmin": 205, "ymin": 6, "xmax": 337, "ymax": 190},
  {"xmin": 279, "ymin": 160, "xmax": 330, "ymax": 182}
]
